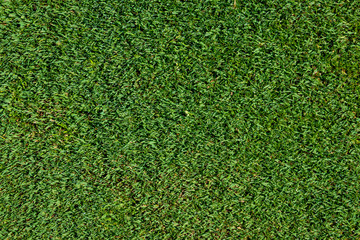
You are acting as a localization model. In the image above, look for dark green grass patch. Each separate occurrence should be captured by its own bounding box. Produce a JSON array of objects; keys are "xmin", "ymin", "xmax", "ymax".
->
[{"xmin": 1, "ymin": 0, "xmax": 360, "ymax": 238}]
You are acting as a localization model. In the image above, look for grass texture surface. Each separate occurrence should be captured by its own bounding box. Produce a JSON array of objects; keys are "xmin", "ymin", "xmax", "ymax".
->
[{"xmin": 1, "ymin": 0, "xmax": 360, "ymax": 238}]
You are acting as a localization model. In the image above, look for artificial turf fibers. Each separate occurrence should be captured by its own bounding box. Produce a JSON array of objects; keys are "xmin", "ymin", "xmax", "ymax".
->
[{"xmin": 1, "ymin": 0, "xmax": 360, "ymax": 238}]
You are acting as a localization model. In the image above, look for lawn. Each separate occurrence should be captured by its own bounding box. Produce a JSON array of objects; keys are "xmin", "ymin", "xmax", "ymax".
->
[{"xmin": 1, "ymin": 0, "xmax": 360, "ymax": 238}]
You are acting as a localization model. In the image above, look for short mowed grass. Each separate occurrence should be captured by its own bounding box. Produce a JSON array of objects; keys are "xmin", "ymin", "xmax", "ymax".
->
[{"xmin": 1, "ymin": 0, "xmax": 360, "ymax": 238}]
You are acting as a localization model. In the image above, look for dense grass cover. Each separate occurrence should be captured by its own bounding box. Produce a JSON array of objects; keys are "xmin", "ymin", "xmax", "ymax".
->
[{"xmin": 1, "ymin": 0, "xmax": 360, "ymax": 238}]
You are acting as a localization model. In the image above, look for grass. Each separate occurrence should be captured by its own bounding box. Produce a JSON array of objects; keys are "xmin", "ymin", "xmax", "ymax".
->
[{"xmin": 0, "ymin": 0, "xmax": 360, "ymax": 238}]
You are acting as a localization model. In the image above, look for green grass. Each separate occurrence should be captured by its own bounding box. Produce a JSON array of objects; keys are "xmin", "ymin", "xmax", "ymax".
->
[{"xmin": 1, "ymin": 0, "xmax": 360, "ymax": 238}]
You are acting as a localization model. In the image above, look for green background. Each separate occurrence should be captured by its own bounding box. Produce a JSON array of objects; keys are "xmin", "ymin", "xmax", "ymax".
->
[{"xmin": 1, "ymin": 0, "xmax": 360, "ymax": 238}]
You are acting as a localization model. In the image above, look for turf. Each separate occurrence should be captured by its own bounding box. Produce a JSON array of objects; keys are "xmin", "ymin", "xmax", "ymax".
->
[{"xmin": 1, "ymin": 0, "xmax": 360, "ymax": 238}]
